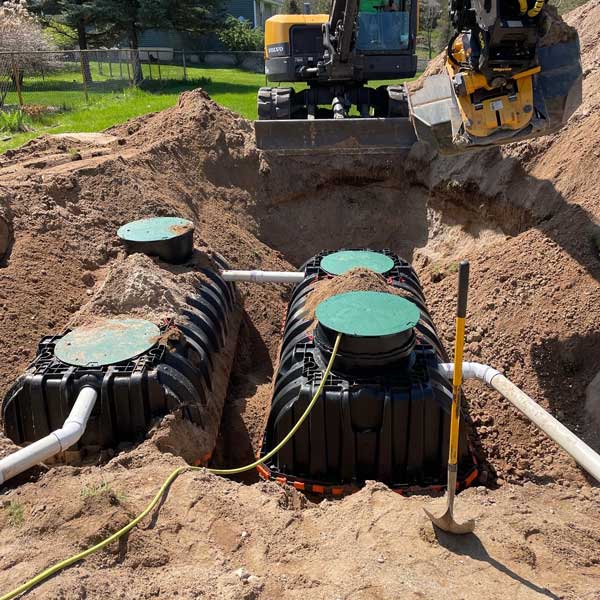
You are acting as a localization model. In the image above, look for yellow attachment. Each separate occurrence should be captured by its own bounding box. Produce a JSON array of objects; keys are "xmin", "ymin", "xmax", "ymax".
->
[
  {"xmin": 264, "ymin": 13, "xmax": 328, "ymax": 57},
  {"xmin": 518, "ymin": 0, "xmax": 528, "ymax": 13},
  {"xmin": 446, "ymin": 57, "xmax": 541, "ymax": 138},
  {"xmin": 527, "ymin": 0, "xmax": 545, "ymax": 16}
]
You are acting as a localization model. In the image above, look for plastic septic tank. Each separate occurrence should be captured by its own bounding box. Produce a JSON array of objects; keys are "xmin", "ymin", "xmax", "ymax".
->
[{"xmin": 259, "ymin": 249, "xmax": 478, "ymax": 495}]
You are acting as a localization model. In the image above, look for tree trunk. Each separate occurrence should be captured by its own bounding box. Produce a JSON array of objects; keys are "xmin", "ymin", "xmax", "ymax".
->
[
  {"xmin": 77, "ymin": 19, "xmax": 93, "ymax": 84},
  {"xmin": 129, "ymin": 24, "xmax": 144, "ymax": 86}
]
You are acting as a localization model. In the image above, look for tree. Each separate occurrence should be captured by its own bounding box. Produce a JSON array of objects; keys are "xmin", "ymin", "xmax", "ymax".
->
[
  {"xmin": 435, "ymin": 8, "xmax": 452, "ymax": 54},
  {"xmin": 31, "ymin": 0, "xmax": 120, "ymax": 83},
  {"xmin": 92, "ymin": 0, "xmax": 224, "ymax": 85},
  {"xmin": 0, "ymin": 1, "xmax": 58, "ymax": 106},
  {"xmin": 419, "ymin": 0, "xmax": 441, "ymax": 59},
  {"xmin": 283, "ymin": 0, "xmax": 301, "ymax": 13},
  {"xmin": 301, "ymin": 0, "xmax": 330, "ymax": 12},
  {"xmin": 217, "ymin": 16, "xmax": 263, "ymax": 52}
]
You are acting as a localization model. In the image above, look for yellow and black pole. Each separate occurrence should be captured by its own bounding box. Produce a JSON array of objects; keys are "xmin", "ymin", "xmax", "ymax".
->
[{"xmin": 424, "ymin": 260, "xmax": 475, "ymax": 534}]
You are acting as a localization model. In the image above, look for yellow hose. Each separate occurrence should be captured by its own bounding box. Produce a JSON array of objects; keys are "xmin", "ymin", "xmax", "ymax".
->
[
  {"xmin": 518, "ymin": 0, "xmax": 528, "ymax": 14},
  {"xmin": 1, "ymin": 334, "xmax": 342, "ymax": 600}
]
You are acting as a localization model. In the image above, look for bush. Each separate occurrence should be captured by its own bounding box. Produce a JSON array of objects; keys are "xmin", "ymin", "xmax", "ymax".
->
[
  {"xmin": 0, "ymin": 109, "xmax": 31, "ymax": 133},
  {"xmin": 217, "ymin": 16, "xmax": 264, "ymax": 52}
]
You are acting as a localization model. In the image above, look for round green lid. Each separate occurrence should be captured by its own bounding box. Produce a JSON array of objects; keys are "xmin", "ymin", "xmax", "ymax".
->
[
  {"xmin": 117, "ymin": 217, "xmax": 193, "ymax": 243},
  {"xmin": 55, "ymin": 319, "xmax": 160, "ymax": 367},
  {"xmin": 321, "ymin": 250, "xmax": 394, "ymax": 276},
  {"xmin": 316, "ymin": 291, "xmax": 420, "ymax": 337}
]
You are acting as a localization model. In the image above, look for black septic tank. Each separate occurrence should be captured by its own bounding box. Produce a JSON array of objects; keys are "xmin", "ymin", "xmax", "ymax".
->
[
  {"xmin": 2, "ymin": 255, "xmax": 240, "ymax": 460},
  {"xmin": 259, "ymin": 249, "xmax": 478, "ymax": 495}
]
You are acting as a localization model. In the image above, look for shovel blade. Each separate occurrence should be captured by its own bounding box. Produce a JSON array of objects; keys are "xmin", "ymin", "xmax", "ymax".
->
[{"xmin": 424, "ymin": 507, "xmax": 475, "ymax": 535}]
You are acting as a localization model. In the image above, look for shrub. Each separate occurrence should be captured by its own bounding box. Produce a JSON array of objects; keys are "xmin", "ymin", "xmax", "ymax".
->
[
  {"xmin": 217, "ymin": 16, "xmax": 264, "ymax": 52},
  {"xmin": 0, "ymin": 109, "xmax": 31, "ymax": 133}
]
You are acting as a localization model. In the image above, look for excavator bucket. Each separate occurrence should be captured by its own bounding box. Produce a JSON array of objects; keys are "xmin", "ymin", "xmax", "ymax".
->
[
  {"xmin": 406, "ymin": 38, "xmax": 583, "ymax": 155},
  {"xmin": 254, "ymin": 117, "xmax": 417, "ymax": 155}
]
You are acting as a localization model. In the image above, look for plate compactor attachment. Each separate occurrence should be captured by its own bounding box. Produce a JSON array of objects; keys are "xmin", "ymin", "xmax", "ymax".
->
[
  {"xmin": 407, "ymin": 40, "xmax": 582, "ymax": 155},
  {"xmin": 258, "ymin": 249, "xmax": 479, "ymax": 495}
]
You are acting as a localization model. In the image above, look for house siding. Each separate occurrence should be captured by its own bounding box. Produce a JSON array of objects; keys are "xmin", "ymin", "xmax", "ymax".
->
[{"xmin": 226, "ymin": 0, "xmax": 256, "ymax": 24}]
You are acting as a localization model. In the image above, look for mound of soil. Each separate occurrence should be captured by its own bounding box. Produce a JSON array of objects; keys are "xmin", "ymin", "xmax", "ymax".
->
[
  {"xmin": 301, "ymin": 267, "xmax": 401, "ymax": 324},
  {"xmin": 0, "ymin": 2, "xmax": 600, "ymax": 597}
]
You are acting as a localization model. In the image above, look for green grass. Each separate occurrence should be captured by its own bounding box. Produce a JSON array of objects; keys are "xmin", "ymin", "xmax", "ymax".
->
[
  {"xmin": 81, "ymin": 481, "xmax": 126, "ymax": 502},
  {"xmin": 0, "ymin": 59, "xmax": 418, "ymax": 153},
  {"xmin": 5, "ymin": 500, "xmax": 25, "ymax": 527}
]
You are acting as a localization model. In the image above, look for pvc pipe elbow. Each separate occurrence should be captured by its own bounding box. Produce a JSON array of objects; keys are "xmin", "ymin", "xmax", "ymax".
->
[
  {"xmin": 438, "ymin": 362, "xmax": 500, "ymax": 387},
  {"xmin": 0, "ymin": 386, "xmax": 97, "ymax": 486}
]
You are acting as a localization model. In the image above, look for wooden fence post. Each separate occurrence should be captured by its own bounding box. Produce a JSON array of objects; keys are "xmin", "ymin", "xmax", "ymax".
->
[
  {"xmin": 79, "ymin": 52, "xmax": 89, "ymax": 104},
  {"xmin": 11, "ymin": 57, "xmax": 24, "ymax": 107},
  {"xmin": 182, "ymin": 50, "xmax": 187, "ymax": 82}
]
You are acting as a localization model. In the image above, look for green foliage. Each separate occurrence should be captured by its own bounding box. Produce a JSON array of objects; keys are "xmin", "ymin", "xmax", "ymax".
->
[
  {"xmin": 0, "ymin": 110, "xmax": 31, "ymax": 133},
  {"xmin": 81, "ymin": 481, "xmax": 127, "ymax": 502},
  {"xmin": 307, "ymin": 0, "xmax": 331, "ymax": 12},
  {"xmin": 92, "ymin": 0, "xmax": 225, "ymax": 42},
  {"xmin": 41, "ymin": 19, "xmax": 77, "ymax": 48},
  {"xmin": 5, "ymin": 500, "xmax": 25, "ymax": 527},
  {"xmin": 217, "ymin": 16, "xmax": 264, "ymax": 52},
  {"xmin": 283, "ymin": 0, "xmax": 302, "ymax": 13}
]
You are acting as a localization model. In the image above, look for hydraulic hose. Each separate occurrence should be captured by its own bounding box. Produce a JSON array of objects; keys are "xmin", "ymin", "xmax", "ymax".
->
[{"xmin": 0, "ymin": 334, "xmax": 342, "ymax": 600}]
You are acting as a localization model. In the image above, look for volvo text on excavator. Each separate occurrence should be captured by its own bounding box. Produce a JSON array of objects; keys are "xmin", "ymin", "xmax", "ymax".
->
[{"xmin": 254, "ymin": 0, "xmax": 582, "ymax": 154}]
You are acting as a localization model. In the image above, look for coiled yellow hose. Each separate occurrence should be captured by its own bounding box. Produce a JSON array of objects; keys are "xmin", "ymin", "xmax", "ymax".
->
[{"xmin": 1, "ymin": 334, "xmax": 342, "ymax": 600}]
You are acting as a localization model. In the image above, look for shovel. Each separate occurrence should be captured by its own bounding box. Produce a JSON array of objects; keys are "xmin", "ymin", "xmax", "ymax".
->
[{"xmin": 424, "ymin": 260, "xmax": 475, "ymax": 534}]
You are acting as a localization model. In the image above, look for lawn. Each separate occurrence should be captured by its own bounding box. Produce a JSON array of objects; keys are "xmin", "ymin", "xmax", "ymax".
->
[{"xmin": 0, "ymin": 59, "xmax": 418, "ymax": 153}]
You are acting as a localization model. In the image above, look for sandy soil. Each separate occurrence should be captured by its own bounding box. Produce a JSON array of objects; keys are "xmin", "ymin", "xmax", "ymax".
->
[{"xmin": 0, "ymin": 1, "xmax": 599, "ymax": 598}]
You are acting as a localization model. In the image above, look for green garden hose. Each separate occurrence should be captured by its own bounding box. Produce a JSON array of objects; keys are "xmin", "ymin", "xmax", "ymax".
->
[{"xmin": 0, "ymin": 333, "xmax": 342, "ymax": 600}]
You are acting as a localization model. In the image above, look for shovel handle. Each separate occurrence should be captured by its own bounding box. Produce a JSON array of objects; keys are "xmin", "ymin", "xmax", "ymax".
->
[{"xmin": 449, "ymin": 261, "xmax": 469, "ymax": 467}]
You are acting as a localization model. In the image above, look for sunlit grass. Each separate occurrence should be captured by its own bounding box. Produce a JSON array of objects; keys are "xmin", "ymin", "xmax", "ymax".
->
[{"xmin": 0, "ymin": 60, "xmax": 419, "ymax": 153}]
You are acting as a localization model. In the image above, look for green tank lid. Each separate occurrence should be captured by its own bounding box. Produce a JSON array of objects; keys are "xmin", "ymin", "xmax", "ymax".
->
[
  {"xmin": 55, "ymin": 319, "xmax": 160, "ymax": 367},
  {"xmin": 315, "ymin": 291, "xmax": 420, "ymax": 337},
  {"xmin": 321, "ymin": 250, "xmax": 394, "ymax": 276},
  {"xmin": 117, "ymin": 217, "xmax": 193, "ymax": 243}
]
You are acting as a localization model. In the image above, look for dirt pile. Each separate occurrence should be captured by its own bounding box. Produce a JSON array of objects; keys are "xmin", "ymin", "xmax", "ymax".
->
[
  {"xmin": 301, "ymin": 267, "xmax": 400, "ymax": 323},
  {"xmin": 0, "ymin": 3, "xmax": 600, "ymax": 597},
  {"xmin": 71, "ymin": 252, "xmax": 213, "ymax": 325}
]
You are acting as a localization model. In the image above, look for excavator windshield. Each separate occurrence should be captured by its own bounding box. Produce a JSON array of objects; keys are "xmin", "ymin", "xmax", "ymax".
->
[{"xmin": 356, "ymin": 0, "xmax": 411, "ymax": 52}]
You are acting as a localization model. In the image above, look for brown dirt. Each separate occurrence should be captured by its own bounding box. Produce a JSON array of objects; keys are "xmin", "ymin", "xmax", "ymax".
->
[
  {"xmin": 301, "ymin": 267, "xmax": 401, "ymax": 324},
  {"xmin": 1, "ymin": 2, "xmax": 600, "ymax": 597}
]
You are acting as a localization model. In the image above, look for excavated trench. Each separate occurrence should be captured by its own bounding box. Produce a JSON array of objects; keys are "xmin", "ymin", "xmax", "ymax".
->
[{"xmin": 0, "ymin": 89, "xmax": 594, "ymax": 495}]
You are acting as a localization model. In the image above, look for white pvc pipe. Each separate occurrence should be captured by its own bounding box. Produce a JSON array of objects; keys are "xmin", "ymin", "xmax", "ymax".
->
[
  {"xmin": 439, "ymin": 362, "xmax": 600, "ymax": 483},
  {"xmin": 0, "ymin": 386, "xmax": 98, "ymax": 485},
  {"xmin": 221, "ymin": 270, "xmax": 305, "ymax": 284}
]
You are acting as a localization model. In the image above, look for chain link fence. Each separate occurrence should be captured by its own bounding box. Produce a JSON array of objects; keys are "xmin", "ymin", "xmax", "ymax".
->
[{"xmin": 0, "ymin": 49, "xmax": 266, "ymax": 112}]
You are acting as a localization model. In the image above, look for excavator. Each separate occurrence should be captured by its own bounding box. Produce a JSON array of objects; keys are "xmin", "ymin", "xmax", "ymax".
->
[{"xmin": 254, "ymin": 0, "xmax": 582, "ymax": 154}]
